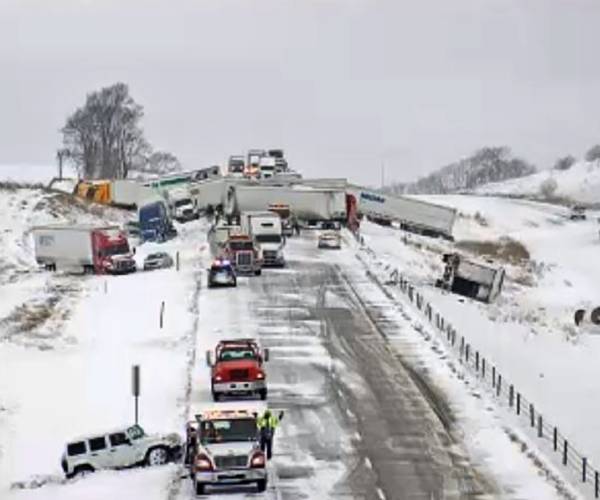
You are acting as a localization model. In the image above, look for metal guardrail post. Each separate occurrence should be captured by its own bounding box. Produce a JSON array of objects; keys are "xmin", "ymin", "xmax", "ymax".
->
[
  {"xmin": 530, "ymin": 404, "xmax": 535, "ymax": 427},
  {"xmin": 509, "ymin": 385, "xmax": 514, "ymax": 407},
  {"xmin": 481, "ymin": 357, "xmax": 485, "ymax": 378},
  {"xmin": 554, "ymin": 427, "xmax": 558, "ymax": 451},
  {"xmin": 516, "ymin": 393, "xmax": 521, "ymax": 415},
  {"xmin": 583, "ymin": 457, "xmax": 588, "ymax": 483},
  {"xmin": 595, "ymin": 471, "xmax": 599, "ymax": 497},
  {"xmin": 538, "ymin": 415, "xmax": 543, "ymax": 438},
  {"xmin": 563, "ymin": 440, "xmax": 568, "ymax": 465},
  {"xmin": 497, "ymin": 374, "xmax": 502, "ymax": 396},
  {"xmin": 475, "ymin": 351, "xmax": 479, "ymax": 372},
  {"xmin": 465, "ymin": 344, "xmax": 470, "ymax": 362},
  {"xmin": 492, "ymin": 366, "xmax": 496, "ymax": 387}
]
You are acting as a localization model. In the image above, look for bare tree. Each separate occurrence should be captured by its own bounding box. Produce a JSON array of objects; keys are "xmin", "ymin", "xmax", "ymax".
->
[
  {"xmin": 61, "ymin": 83, "xmax": 147, "ymax": 179},
  {"xmin": 539, "ymin": 177, "xmax": 558, "ymax": 199},
  {"xmin": 553, "ymin": 155, "xmax": 576, "ymax": 171},
  {"xmin": 585, "ymin": 144, "xmax": 600, "ymax": 162}
]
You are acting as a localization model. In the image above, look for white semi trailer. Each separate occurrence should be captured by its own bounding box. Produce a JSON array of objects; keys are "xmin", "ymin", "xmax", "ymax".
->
[
  {"xmin": 347, "ymin": 185, "xmax": 456, "ymax": 239},
  {"xmin": 240, "ymin": 211, "xmax": 285, "ymax": 267},
  {"xmin": 224, "ymin": 185, "xmax": 347, "ymax": 223}
]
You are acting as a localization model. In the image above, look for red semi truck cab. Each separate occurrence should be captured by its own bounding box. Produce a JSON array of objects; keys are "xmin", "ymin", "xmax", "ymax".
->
[
  {"xmin": 92, "ymin": 228, "xmax": 137, "ymax": 275},
  {"xmin": 206, "ymin": 339, "xmax": 270, "ymax": 401},
  {"xmin": 222, "ymin": 234, "xmax": 263, "ymax": 276}
]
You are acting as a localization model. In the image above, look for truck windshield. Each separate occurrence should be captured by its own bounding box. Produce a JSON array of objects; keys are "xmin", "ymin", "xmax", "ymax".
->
[
  {"xmin": 256, "ymin": 234, "xmax": 281, "ymax": 244},
  {"xmin": 200, "ymin": 418, "xmax": 257, "ymax": 444},
  {"xmin": 174, "ymin": 199, "xmax": 192, "ymax": 207},
  {"xmin": 101, "ymin": 242, "xmax": 130, "ymax": 257},
  {"xmin": 219, "ymin": 349, "xmax": 256, "ymax": 361},
  {"xmin": 140, "ymin": 205, "xmax": 163, "ymax": 224},
  {"xmin": 229, "ymin": 241, "xmax": 253, "ymax": 251}
]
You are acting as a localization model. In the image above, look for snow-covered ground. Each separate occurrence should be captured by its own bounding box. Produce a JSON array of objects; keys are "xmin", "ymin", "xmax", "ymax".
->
[
  {"xmin": 473, "ymin": 160, "xmax": 600, "ymax": 205},
  {"xmin": 359, "ymin": 194, "xmax": 600, "ymax": 469}
]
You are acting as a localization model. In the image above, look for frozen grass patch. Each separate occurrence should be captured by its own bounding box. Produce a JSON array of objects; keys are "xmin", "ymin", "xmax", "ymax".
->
[{"xmin": 456, "ymin": 237, "xmax": 530, "ymax": 264}]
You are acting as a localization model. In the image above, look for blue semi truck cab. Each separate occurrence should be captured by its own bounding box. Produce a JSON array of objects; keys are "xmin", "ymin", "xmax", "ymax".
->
[{"xmin": 138, "ymin": 200, "xmax": 177, "ymax": 243}]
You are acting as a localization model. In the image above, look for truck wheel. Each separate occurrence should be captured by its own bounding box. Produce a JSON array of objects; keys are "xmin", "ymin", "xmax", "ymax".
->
[
  {"xmin": 145, "ymin": 446, "xmax": 169, "ymax": 466},
  {"xmin": 256, "ymin": 479, "xmax": 267, "ymax": 492},
  {"xmin": 212, "ymin": 391, "xmax": 222, "ymax": 402},
  {"xmin": 195, "ymin": 481, "xmax": 207, "ymax": 495},
  {"xmin": 72, "ymin": 465, "xmax": 94, "ymax": 478},
  {"xmin": 259, "ymin": 389, "xmax": 268, "ymax": 401},
  {"xmin": 255, "ymin": 269, "xmax": 262, "ymax": 276}
]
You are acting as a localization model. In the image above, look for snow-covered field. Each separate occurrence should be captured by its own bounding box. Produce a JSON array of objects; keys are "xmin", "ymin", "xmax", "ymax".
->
[
  {"xmin": 359, "ymin": 194, "xmax": 600, "ymax": 469},
  {"xmin": 473, "ymin": 160, "xmax": 600, "ymax": 205}
]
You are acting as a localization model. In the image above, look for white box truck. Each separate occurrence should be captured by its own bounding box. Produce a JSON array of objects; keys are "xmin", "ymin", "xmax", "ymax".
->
[
  {"xmin": 31, "ymin": 224, "xmax": 136, "ymax": 275},
  {"xmin": 110, "ymin": 180, "xmax": 153, "ymax": 209},
  {"xmin": 240, "ymin": 211, "xmax": 285, "ymax": 267},
  {"xmin": 165, "ymin": 186, "xmax": 197, "ymax": 222}
]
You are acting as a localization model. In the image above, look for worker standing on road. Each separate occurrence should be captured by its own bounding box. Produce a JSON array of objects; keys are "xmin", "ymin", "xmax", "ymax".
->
[
  {"xmin": 256, "ymin": 409, "xmax": 284, "ymax": 460},
  {"xmin": 291, "ymin": 215, "xmax": 301, "ymax": 236}
]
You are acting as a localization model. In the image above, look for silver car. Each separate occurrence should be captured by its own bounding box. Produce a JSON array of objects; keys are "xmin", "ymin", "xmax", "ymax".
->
[{"xmin": 143, "ymin": 252, "xmax": 174, "ymax": 271}]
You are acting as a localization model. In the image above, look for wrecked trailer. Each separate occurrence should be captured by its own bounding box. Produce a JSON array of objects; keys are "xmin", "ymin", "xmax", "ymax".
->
[{"xmin": 436, "ymin": 253, "xmax": 505, "ymax": 303}]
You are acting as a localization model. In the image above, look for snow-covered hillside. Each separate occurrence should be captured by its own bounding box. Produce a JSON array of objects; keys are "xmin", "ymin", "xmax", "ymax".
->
[
  {"xmin": 360, "ymin": 195, "xmax": 600, "ymax": 468},
  {"xmin": 474, "ymin": 161, "xmax": 600, "ymax": 205}
]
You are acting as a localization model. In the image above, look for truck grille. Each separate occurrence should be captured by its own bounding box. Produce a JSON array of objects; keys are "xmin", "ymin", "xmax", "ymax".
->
[
  {"xmin": 214, "ymin": 455, "xmax": 248, "ymax": 469},
  {"xmin": 236, "ymin": 251, "xmax": 252, "ymax": 267},
  {"xmin": 263, "ymin": 250, "xmax": 277, "ymax": 261},
  {"xmin": 229, "ymin": 368, "xmax": 249, "ymax": 379}
]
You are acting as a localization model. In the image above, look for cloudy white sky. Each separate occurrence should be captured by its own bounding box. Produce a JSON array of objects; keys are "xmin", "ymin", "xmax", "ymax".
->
[{"xmin": 1, "ymin": 0, "xmax": 599, "ymax": 185}]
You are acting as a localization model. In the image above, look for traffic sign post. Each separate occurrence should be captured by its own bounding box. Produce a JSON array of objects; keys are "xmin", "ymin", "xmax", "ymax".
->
[{"xmin": 132, "ymin": 365, "xmax": 140, "ymax": 425}]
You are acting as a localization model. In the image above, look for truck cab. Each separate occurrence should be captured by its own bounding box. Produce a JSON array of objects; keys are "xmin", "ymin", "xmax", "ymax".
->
[
  {"xmin": 206, "ymin": 339, "xmax": 270, "ymax": 401},
  {"xmin": 185, "ymin": 409, "xmax": 267, "ymax": 495},
  {"xmin": 223, "ymin": 234, "xmax": 263, "ymax": 276},
  {"xmin": 241, "ymin": 211, "xmax": 285, "ymax": 267},
  {"xmin": 258, "ymin": 157, "xmax": 276, "ymax": 179},
  {"xmin": 138, "ymin": 200, "xmax": 177, "ymax": 243},
  {"xmin": 167, "ymin": 188, "xmax": 197, "ymax": 222},
  {"xmin": 93, "ymin": 229, "xmax": 137, "ymax": 274},
  {"xmin": 228, "ymin": 155, "xmax": 246, "ymax": 177}
]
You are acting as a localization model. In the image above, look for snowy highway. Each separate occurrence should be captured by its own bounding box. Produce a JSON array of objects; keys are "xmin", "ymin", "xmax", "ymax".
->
[{"xmin": 0, "ymin": 213, "xmax": 578, "ymax": 500}]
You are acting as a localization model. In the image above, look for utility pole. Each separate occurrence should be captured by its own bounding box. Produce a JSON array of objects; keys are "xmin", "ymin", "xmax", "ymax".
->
[
  {"xmin": 56, "ymin": 149, "xmax": 68, "ymax": 180},
  {"xmin": 380, "ymin": 161, "xmax": 385, "ymax": 190}
]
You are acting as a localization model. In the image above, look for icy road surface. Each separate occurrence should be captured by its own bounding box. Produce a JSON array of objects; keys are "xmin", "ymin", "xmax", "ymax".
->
[{"xmin": 0, "ymin": 220, "xmax": 574, "ymax": 499}]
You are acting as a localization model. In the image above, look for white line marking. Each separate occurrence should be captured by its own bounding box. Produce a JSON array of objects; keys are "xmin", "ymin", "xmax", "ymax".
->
[
  {"xmin": 354, "ymin": 432, "xmax": 362, "ymax": 441},
  {"xmin": 376, "ymin": 487, "xmax": 386, "ymax": 500},
  {"xmin": 346, "ymin": 408, "xmax": 355, "ymax": 419},
  {"xmin": 364, "ymin": 457, "xmax": 373, "ymax": 469}
]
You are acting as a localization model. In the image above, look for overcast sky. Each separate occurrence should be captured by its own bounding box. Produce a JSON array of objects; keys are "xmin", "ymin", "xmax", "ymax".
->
[{"xmin": 1, "ymin": 0, "xmax": 599, "ymax": 185}]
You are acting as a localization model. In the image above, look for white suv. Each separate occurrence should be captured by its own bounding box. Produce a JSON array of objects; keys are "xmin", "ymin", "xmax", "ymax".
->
[{"xmin": 61, "ymin": 424, "xmax": 182, "ymax": 478}]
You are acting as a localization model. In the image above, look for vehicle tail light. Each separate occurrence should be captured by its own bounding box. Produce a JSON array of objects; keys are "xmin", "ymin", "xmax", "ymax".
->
[
  {"xmin": 250, "ymin": 451, "xmax": 265, "ymax": 468},
  {"xmin": 194, "ymin": 453, "xmax": 213, "ymax": 472}
]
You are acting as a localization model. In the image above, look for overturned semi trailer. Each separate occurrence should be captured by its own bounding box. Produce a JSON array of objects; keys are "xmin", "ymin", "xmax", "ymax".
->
[{"xmin": 436, "ymin": 253, "xmax": 505, "ymax": 303}]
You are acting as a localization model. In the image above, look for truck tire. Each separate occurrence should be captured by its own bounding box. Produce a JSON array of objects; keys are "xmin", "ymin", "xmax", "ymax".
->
[
  {"xmin": 255, "ymin": 269, "xmax": 262, "ymax": 276},
  {"xmin": 145, "ymin": 446, "xmax": 169, "ymax": 466},
  {"xmin": 195, "ymin": 481, "xmax": 207, "ymax": 495},
  {"xmin": 259, "ymin": 389, "xmax": 268, "ymax": 401},
  {"xmin": 212, "ymin": 391, "xmax": 222, "ymax": 402},
  {"xmin": 256, "ymin": 479, "xmax": 267, "ymax": 492}
]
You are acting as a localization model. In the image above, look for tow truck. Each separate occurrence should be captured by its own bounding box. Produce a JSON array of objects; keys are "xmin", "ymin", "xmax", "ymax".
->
[
  {"xmin": 185, "ymin": 409, "xmax": 267, "ymax": 495},
  {"xmin": 206, "ymin": 339, "xmax": 270, "ymax": 401}
]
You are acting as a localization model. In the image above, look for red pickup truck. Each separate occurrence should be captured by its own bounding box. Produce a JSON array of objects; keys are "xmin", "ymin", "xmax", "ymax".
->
[{"xmin": 206, "ymin": 339, "xmax": 269, "ymax": 401}]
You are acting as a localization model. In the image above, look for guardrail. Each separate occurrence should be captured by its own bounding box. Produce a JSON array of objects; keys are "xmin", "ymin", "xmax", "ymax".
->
[{"xmin": 356, "ymin": 239, "xmax": 598, "ymax": 499}]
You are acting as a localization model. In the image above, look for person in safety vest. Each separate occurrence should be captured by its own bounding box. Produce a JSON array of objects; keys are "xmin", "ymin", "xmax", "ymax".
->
[{"xmin": 255, "ymin": 409, "xmax": 284, "ymax": 459}]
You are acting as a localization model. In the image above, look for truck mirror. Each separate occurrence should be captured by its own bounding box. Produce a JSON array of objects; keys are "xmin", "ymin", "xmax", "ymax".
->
[
  {"xmin": 206, "ymin": 350, "xmax": 213, "ymax": 367},
  {"xmin": 263, "ymin": 348, "xmax": 270, "ymax": 362}
]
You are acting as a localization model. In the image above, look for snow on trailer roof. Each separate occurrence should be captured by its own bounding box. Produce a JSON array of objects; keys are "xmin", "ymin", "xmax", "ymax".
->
[
  {"xmin": 197, "ymin": 409, "xmax": 256, "ymax": 421},
  {"xmin": 31, "ymin": 224, "xmax": 121, "ymax": 231}
]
